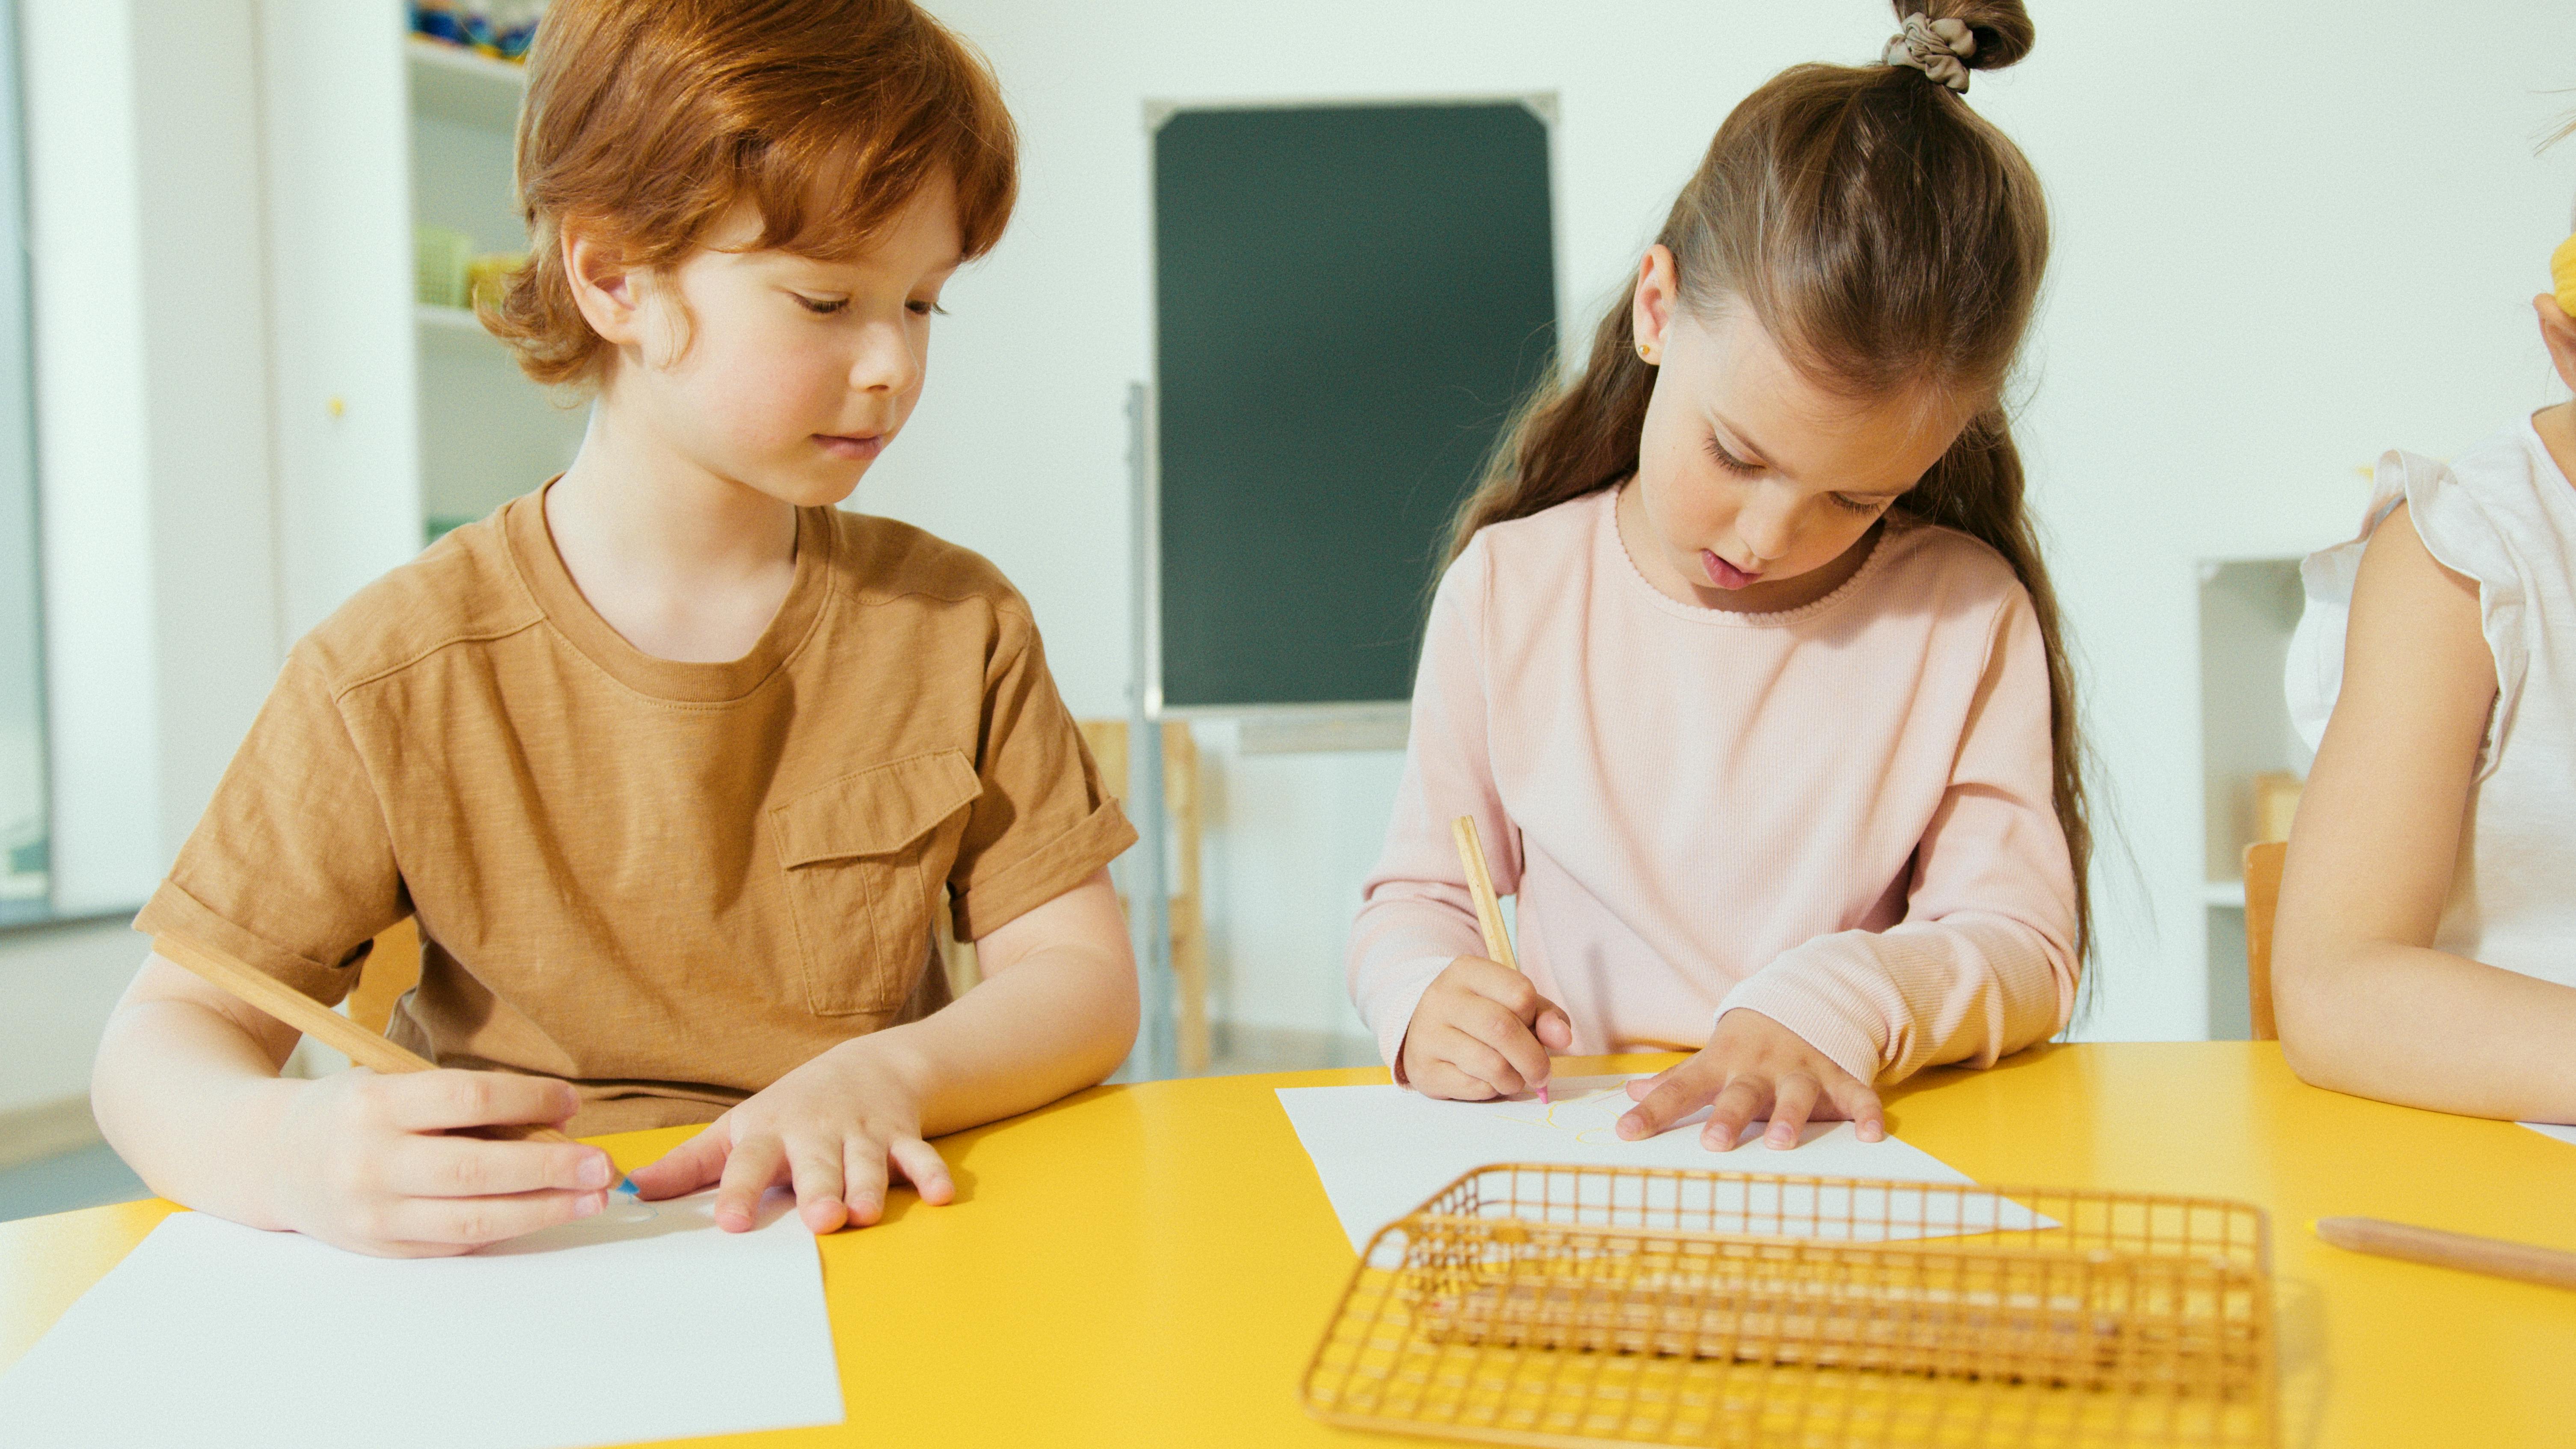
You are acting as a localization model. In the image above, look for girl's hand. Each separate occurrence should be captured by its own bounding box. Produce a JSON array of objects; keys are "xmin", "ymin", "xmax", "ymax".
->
[
  {"xmin": 626, "ymin": 1037, "xmax": 953, "ymax": 1234},
  {"xmin": 267, "ymin": 1069, "xmax": 617, "ymax": 1258},
  {"xmin": 1616, "ymin": 1008, "xmax": 1884, "ymax": 1149},
  {"xmin": 1400, "ymin": 956, "xmax": 1575, "ymax": 1100}
]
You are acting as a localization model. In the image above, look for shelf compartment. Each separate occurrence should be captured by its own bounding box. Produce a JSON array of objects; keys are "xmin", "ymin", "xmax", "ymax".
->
[{"xmin": 406, "ymin": 37, "xmax": 525, "ymax": 133}]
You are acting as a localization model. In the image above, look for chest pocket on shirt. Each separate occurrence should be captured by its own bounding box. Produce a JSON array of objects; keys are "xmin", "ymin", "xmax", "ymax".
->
[{"xmin": 772, "ymin": 750, "xmax": 982, "ymax": 1016}]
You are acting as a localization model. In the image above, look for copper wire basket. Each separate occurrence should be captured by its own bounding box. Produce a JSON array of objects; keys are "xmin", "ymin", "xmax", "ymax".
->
[{"xmin": 1300, "ymin": 1164, "xmax": 2274, "ymax": 1448}]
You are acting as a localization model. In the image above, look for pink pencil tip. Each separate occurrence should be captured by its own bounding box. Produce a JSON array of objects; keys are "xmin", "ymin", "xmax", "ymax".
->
[{"xmin": 1538, "ymin": 1084, "xmax": 1552, "ymax": 1105}]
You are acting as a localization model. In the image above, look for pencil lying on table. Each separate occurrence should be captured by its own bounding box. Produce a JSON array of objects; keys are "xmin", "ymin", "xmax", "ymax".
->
[
  {"xmin": 153, "ymin": 933, "xmax": 627, "ymax": 1185},
  {"xmin": 1450, "ymin": 816, "xmax": 1547, "ymax": 1105},
  {"xmin": 2312, "ymin": 1215, "xmax": 2576, "ymax": 1291}
]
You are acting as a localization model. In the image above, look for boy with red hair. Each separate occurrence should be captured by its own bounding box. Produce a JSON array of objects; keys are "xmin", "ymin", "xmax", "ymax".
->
[{"xmin": 92, "ymin": 0, "xmax": 1139, "ymax": 1256}]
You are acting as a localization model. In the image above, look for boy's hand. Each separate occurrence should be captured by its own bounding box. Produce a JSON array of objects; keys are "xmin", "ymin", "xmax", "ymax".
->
[
  {"xmin": 1616, "ymin": 1009, "xmax": 1885, "ymax": 1149},
  {"xmin": 1400, "ymin": 956, "xmax": 1575, "ymax": 1100},
  {"xmin": 626, "ymin": 1037, "xmax": 953, "ymax": 1234},
  {"xmin": 268, "ymin": 1068, "xmax": 616, "ymax": 1258}
]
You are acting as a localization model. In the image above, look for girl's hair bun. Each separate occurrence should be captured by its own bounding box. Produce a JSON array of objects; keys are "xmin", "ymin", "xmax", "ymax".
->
[{"xmin": 1896, "ymin": 0, "xmax": 2034, "ymax": 72}]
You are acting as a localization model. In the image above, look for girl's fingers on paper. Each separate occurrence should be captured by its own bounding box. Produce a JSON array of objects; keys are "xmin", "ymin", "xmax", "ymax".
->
[
  {"xmin": 785, "ymin": 1139, "xmax": 849, "ymax": 1234},
  {"xmin": 1623, "ymin": 1065, "xmax": 1680, "ymax": 1103},
  {"xmin": 627, "ymin": 1120, "xmax": 731, "ymax": 1199},
  {"xmin": 840, "ymin": 1140, "xmax": 891, "ymax": 1228},
  {"xmin": 377, "ymin": 1069, "xmax": 579, "ymax": 1133},
  {"xmin": 1701, "ymin": 1076, "xmax": 1771, "ymax": 1152},
  {"xmin": 1763, "ymin": 1073, "xmax": 1820, "ymax": 1149},
  {"xmin": 1617, "ymin": 1072, "xmax": 1711, "ymax": 1141},
  {"xmin": 1829, "ymin": 1078, "xmax": 1887, "ymax": 1140},
  {"xmin": 380, "ymin": 1185, "xmax": 606, "ymax": 1247},
  {"xmin": 712, "ymin": 1133, "xmax": 786, "ymax": 1232},
  {"xmin": 390, "ymin": 1134, "xmax": 615, "ymax": 1198},
  {"xmin": 888, "ymin": 1136, "xmax": 955, "ymax": 1207}
]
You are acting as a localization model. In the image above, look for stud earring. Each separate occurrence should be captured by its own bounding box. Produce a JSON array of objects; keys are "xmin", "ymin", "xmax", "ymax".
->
[{"xmin": 1637, "ymin": 341, "xmax": 1656, "ymax": 363}]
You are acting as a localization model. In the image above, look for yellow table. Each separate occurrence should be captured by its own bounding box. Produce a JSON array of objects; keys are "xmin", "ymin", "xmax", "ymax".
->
[{"xmin": 4, "ymin": 1043, "xmax": 2572, "ymax": 1446}]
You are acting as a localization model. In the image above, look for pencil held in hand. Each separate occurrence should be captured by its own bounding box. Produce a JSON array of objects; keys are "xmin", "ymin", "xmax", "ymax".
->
[
  {"xmin": 1451, "ymin": 817, "xmax": 1547, "ymax": 1104},
  {"xmin": 153, "ymin": 933, "xmax": 622, "ymax": 1181}
]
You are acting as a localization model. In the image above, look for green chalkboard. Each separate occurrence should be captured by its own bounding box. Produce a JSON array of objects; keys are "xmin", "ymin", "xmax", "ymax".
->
[{"xmin": 1154, "ymin": 102, "xmax": 1558, "ymax": 707}]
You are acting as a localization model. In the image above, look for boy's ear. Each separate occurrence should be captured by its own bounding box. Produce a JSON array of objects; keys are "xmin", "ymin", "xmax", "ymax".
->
[
  {"xmin": 2535, "ymin": 294, "xmax": 2576, "ymax": 395},
  {"xmin": 1631, "ymin": 244, "xmax": 1679, "ymax": 361},
  {"xmin": 563, "ymin": 219, "xmax": 647, "ymax": 347}
]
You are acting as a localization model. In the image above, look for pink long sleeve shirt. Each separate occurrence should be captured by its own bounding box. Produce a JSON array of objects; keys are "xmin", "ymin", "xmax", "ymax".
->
[{"xmin": 1349, "ymin": 487, "xmax": 2078, "ymax": 1085}]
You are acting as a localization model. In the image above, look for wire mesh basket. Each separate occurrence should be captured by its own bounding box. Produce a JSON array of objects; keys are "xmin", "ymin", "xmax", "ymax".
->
[{"xmin": 1301, "ymin": 1164, "xmax": 2274, "ymax": 1448}]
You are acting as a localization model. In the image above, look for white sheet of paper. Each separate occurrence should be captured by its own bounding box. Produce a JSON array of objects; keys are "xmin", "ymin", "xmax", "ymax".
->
[
  {"xmin": 1278, "ymin": 1074, "xmax": 2034, "ymax": 1252},
  {"xmin": 0, "ymin": 1190, "xmax": 842, "ymax": 1449},
  {"xmin": 2522, "ymin": 1121, "xmax": 2576, "ymax": 1147}
]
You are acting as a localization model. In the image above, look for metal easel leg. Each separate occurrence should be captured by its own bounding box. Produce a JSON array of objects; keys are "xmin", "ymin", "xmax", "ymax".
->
[{"xmin": 1120, "ymin": 380, "xmax": 1177, "ymax": 1081}]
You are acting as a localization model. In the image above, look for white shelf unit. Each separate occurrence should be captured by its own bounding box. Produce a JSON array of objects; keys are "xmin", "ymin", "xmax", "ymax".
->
[
  {"xmin": 405, "ymin": 36, "xmax": 526, "ymax": 131},
  {"xmin": 403, "ymin": 37, "xmax": 584, "ymax": 543},
  {"xmin": 2196, "ymin": 557, "xmax": 2315, "ymax": 1038},
  {"xmin": 260, "ymin": 10, "xmax": 588, "ymax": 630}
]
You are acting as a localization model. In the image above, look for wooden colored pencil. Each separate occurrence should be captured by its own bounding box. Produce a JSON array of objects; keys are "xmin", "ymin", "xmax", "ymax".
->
[
  {"xmin": 1450, "ymin": 816, "xmax": 1548, "ymax": 1104},
  {"xmin": 154, "ymin": 933, "xmax": 590, "ymax": 1153},
  {"xmin": 2312, "ymin": 1215, "xmax": 2576, "ymax": 1291}
]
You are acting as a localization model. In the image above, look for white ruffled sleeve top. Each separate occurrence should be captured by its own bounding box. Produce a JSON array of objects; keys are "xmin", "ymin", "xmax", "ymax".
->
[{"xmin": 2286, "ymin": 417, "xmax": 2576, "ymax": 989}]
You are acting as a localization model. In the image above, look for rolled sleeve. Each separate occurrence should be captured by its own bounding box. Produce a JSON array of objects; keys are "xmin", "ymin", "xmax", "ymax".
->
[
  {"xmin": 131, "ymin": 654, "xmax": 406, "ymax": 1006},
  {"xmin": 1718, "ymin": 592, "xmax": 2077, "ymax": 1083},
  {"xmin": 947, "ymin": 620, "xmax": 1138, "ymax": 940}
]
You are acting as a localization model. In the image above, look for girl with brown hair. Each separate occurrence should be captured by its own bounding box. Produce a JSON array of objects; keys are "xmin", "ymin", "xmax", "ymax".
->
[{"xmin": 1349, "ymin": 1, "xmax": 2089, "ymax": 1152}]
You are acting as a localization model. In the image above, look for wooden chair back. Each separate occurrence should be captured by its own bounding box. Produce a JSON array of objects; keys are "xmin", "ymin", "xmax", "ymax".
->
[
  {"xmin": 2241, "ymin": 840, "xmax": 2286, "ymax": 1042},
  {"xmin": 348, "ymin": 918, "xmax": 424, "ymax": 1036},
  {"xmin": 1076, "ymin": 719, "xmax": 1210, "ymax": 1073}
]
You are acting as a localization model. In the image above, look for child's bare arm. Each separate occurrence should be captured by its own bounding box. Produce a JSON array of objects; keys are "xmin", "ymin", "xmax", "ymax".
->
[
  {"xmin": 2273, "ymin": 503, "xmax": 2576, "ymax": 1119},
  {"xmin": 91, "ymin": 953, "xmax": 618, "ymax": 1255},
  {"xmin": 627, "ymin": 868, "xmax": 1139, "ymax": 1233}
]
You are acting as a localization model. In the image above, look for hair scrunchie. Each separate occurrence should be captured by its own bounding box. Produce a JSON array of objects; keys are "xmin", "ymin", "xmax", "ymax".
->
[
  {"xmin": 1885, "ymin": 14, "xmax": 1977, "ymax": 92},
  {"xmin": 2552, "ymin": 232, "xmax": 2576, "ymax": 317}
]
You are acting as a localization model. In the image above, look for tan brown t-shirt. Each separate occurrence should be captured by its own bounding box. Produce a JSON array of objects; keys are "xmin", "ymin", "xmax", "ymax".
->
[{"xmin": 135, "ymin": 489, "xmax": 1136, "ymax": 1133}]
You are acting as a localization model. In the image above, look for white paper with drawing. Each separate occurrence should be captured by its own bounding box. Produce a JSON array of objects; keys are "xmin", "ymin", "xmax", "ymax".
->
[
  {"xmin": 0, "ymin": 1189, "xmax": 843, "ymax": 1449},
  {"xmin": 1278, "ymin": 1074, "xmax": 2034, "ymax": 1252}
]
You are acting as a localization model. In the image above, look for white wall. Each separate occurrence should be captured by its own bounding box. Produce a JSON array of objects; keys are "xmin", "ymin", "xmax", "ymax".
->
[
  {"xmin": 1192, "ymin": 725, "xmax": 1407, "ymax": 1036},
  {"xmin": 0, "ymin": 921, "xmax": 140, "ymax": 1115},
  {"xmin": 864, "ymin": 1, "xmax": 2576, "ymax": 1048},
  {"xmin": 258, "ymin": 0, "xmax": 418, "ymax": 642},
  {"xmin": 1985, "ymin": 8, "xmax": 2576, "ymax": 1036},
  {"xmin": 29, "ymin": 0, "xmax": 276, "ymax": 903},
  {"xmin": 26, "ymin": 0, "xmax": 157, "ymax": 915},
  {"xmin": 8, "ymin": 0, "xmax": 278, "ymax": 1112}
]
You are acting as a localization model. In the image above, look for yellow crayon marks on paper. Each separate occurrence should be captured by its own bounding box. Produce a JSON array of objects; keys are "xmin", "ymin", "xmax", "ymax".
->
[{"xmin": 1488, "ymin": 1078, "xmax": 1635, "ymax": 1146}]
